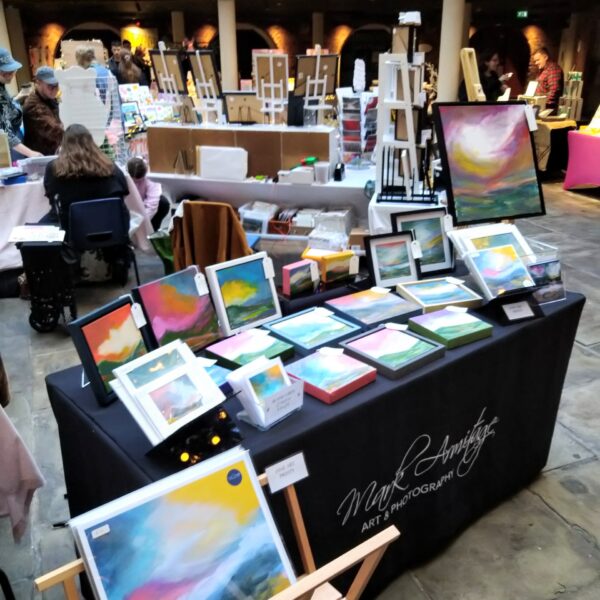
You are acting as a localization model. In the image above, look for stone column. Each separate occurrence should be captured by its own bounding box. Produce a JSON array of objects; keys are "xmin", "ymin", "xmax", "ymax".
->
[
  {"xmin": 312, "ymin": 12, "xmax": 324, "ymax": 48},
  {"xmin": 437, "ymin": 0, "xmax": 466, "ymax": 102},
  {"xmin": 5, "ymin": 6, "xmax": 31, "ymax": 87},
  {"xmin": 218, "ymin": 0, "xmax": 239, "ymax": 90},
  {"xmin": 171, "ymin": 11, "xmax": 186, "ymax": 44}
]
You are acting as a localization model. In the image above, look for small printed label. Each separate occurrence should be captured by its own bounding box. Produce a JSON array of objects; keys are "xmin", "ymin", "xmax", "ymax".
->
[
  {"xmin": 318, "ymin": 346, "xmax": 344, "ymax": 356},
  {"xmin": 194, "ymin": 272, "xmax": 209, "ymax": 296},
  {"xmin": 446, "ymin": 305, "xmax": 468, "ymax": 313},
  {"xmin": 263, "ymin": 257, "xmax": 275, "ymax": 279},
  {"xmin": 349, "ymin": 254, "xmax": 359, "ymax": 275},
  {"xmin": 265, "ymin": 452, "xmax": 309, "ymax": 494},
  {"xmin": 524, "ymin": 104, "xmax": 538, "ymax": 131},
  {"xmin": 309, "ymin": 261, "xmax": 319, "ymax": 281},
  {"xmin": 411, "ymin": 240, "xmax": 423, "ymax": 260},
  {"xmin": 421, "ymin": 129, "xmax": 432, "ymax": 144},
  {"xmin": 91, "ymin": 524, "xmax": 110, "ymax": 539},
  {"xmin": 443, "ymin": 214, "xmax": 454, "ymax": 232},
  {"xmin": 130, "ymin": 303, "xmax": 147, "ymax": 328},
  {"xmin": 385, "ymin": 322, "xmax": 408, "ymax": 331},
  {"xmin": 370, "ymin": 286, "xmax": 391, "ymax": 295},
  {"xmin": 445, "ymin": 277, "xmax": 464, "ymax": 285},
  {"xmin": 502, "ymin": 300, "xmax": 534, "ymax": 320}
]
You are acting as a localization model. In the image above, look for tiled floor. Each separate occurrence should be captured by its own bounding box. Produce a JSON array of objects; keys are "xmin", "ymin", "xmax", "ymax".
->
[{"xmin": 0, "ymin": 182, "xmax": 599, "ymax": 599}]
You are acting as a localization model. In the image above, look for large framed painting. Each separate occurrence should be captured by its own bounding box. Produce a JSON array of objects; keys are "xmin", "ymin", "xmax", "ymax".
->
[
  {"xmin": 433, "ymin": 101, "xmax": 545, "ymax": 225},
  {"xmin": 132, "ymin": 266, "xmax": 222, "ymax": 352},
  {"xmin": 69, "ymin": 448, "xmax": 295, "ymax": 600},
  {"xmin": 68, "ymin": 296, "xmax": 150, "ymax": 406},
  {"xmin": 205, "ymin": 252, "xmax": 282, "ymax": 336},
  {"xmin": 391, "ymin": 207, "xmax": 454, "ymax": 274},
  {"xmin": 364, "ymin": 231, "xmax": 418, "ymax": 288}
]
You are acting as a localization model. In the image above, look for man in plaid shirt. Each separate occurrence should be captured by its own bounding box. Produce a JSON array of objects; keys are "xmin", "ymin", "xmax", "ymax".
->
[{"xmin": 533, "ymin": 47, "xmax": 564, "ymax": 111}]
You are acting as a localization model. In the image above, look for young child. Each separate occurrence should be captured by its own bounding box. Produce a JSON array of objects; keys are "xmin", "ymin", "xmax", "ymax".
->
[{"xmin": 127, "ymin": 157, "xmax": 170, "ymax": 231}]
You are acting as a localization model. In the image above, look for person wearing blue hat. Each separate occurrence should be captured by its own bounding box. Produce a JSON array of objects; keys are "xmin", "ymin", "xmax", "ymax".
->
[
  {"xmin": 23, "ymin": 65, "xmax": 64, "ymax": 155},
  {"xmin": 0, "ymin": 47, "xmax": 42, "ymax": 159}
]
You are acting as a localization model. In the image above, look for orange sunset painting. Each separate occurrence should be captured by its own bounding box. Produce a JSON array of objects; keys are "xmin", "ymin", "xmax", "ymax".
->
[{"xmin": 82, "ymin": 304, "xmax": 147, "ymax": 391}]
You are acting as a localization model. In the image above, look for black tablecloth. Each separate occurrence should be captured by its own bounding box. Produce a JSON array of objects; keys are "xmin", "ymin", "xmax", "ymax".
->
[{"xmin": 47, "ymin": 292, "xmax": 584, "ymax": 598}]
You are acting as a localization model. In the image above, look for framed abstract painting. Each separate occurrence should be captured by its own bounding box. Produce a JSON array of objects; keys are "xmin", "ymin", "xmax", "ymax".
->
[
  {"xmin": 132, "ymin": 266, "xmax": 222, "ymax": 352},
  {"xmin": 68, "ymin": 296, "xmax": 150, "ymax": 406},
  {"xmin": 391, "ymin": 207, "xmax": 454, "ymax": 274},
  {"xmin": 69, "ymin": 448, "xmax": 295, "ymax": 600},
  {"xmin": 433, "ymin": 101, "xmax": 545, "ymax": 225},
  {"xmin": 364, "ymin": 231, "xmax": 418, "ymax": 288},
  {"xmin": 205, "ymin": 252, "xmax": 281, "ymax": 336}
]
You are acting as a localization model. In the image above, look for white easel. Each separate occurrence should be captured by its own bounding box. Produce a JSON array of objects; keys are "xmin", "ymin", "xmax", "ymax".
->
[
  {"xmin": 156, "ymin": 41, "xmax": 180, "ymax": 100},
  {"xmin": 254, "ymin": 52, "xmax": 289, "ymax": 125},
  {"xmin": 190, "ymin": 50, "xmax": 223, "ymax": 124}
]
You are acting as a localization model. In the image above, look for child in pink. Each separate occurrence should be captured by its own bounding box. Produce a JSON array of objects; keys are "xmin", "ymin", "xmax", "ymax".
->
[{"xmin": 127, "ymin": 157, "xmax": 170, "ymax": 231}]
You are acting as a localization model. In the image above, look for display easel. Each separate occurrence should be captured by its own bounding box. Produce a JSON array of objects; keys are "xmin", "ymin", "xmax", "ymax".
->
[
  {"xmin": 254, "ymin": 52, "xmax": 289, "ymax": 124},
  {"xmin": 34, "ymin": 470, "xmax": 400, "ymax": 599},
  {"xmin": 459, "ymin": 48, "xmax": 486, "ymax": 102},
  {"xmin": 189, "ymin": 49, "xmax": 223, "ymax": 124},
  {"xmin": 149, "ymin": 43, "xmax": 186, "ymax": 99}
]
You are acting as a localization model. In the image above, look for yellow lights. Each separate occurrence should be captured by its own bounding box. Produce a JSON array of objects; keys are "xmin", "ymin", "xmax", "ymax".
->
[
  {"xmin": 218, "ymin": 410, "xmax": 228, "ymax": 420},
  {"xmin": 120, "ymin": 26, "xmax": 158, "ymax": 54},
  {"xmin": 179, "ymin": 451, "xmax": 190, "ymax": 463},
  {"xmin": 195, "ymin": 25, "xmax": 218, "ymax": 48},
  {"xmin": 210, "ymin": 435, "xmax": 222, "ymax": 446},
  {"xmin": 328, "ymin": 25, "xmax": 353, "ymax": 55}
]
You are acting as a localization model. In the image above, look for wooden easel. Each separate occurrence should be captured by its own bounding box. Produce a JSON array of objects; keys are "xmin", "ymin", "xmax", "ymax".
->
[
  {"xmin": 460, "ymin": 48, "xmax": 486, "ymax": 102},
  {"xmin": 34, "ymin": 471, "xmax": 399, "ymax": 599}
]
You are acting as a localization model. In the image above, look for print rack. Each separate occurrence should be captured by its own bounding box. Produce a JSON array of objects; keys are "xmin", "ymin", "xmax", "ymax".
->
[{"xmin": 35, "ymin": 471, "xmax": 400, "ymax": 600}]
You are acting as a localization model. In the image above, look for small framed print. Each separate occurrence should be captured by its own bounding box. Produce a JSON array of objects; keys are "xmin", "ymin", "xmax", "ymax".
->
[
  {"xmin": 205, "ymin": 252, "xmax": 282, "ymax": 336},
  {"xmin": 391, "ymin": 207, "xmax": 454, "ymax": 274},
  {"xmin": 364, "ymin": 231, "xmax": 418, "ymax": 288},
  {"xmin": 447, "ymin": 223, "xmax": 533, "ymax": 261},
  {"xmin": 68, "ymin": 296, "xmax": 150, "ymax": 406}
]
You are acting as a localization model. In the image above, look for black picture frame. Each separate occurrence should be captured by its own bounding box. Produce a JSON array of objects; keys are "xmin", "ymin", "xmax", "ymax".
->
[
  {"xmin": 432, "ymin": 101, "xmax": 545, "ymax": 226},
  {"xmin": 391, "ymin": 207, "xmax": 455, "ymax": 275},
  {"xmin": 68, "ymin": 295, "xmax": 151, "ymax": 406}
]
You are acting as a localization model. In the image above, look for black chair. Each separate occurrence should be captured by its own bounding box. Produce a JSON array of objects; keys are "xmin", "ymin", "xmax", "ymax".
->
[{"xmin": 68, "ymin": 197, "xmax": 140, "ymax": 286}]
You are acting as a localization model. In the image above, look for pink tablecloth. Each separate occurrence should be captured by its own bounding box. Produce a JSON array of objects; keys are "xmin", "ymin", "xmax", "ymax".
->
[{"xmin": 563, "ymin": 131, "xmax": 600, "ymax": 190}]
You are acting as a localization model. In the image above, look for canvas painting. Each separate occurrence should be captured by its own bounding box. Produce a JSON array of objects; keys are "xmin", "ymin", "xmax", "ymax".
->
[
  {"xmin": 470, "ymin": 232, "xmax": 528, "ymax": 257},
  {"xmin": 124, "ymin": 345, "xmax": 188, "ymax": 389},
  {"xmin": 248, "ymin": 362, "xmax": 289, "ymax": 402},
  {"xmin": 206, "ymin": 329, "xmax": 293, "ymax": 367},
  {"xmin": 345, "ymin": 328, "xmax": 437, "ymax": 370},
  {"xmin": 70, "ymin": 449, "xmax": 295, "ymax": 600},
  {"xmin": 326, "ymin": 289, "xmax": 418, "ymax": 326},
  {"xmin": 282, "ymin": 260, "xmax": 316, "ymax": 297},
  {"xmin": 206, "ymin": 253, "xmax": 281, "ymax": 336},
  {"xmin": 375, "ymin": 240, "xmax": 410, "ymax": 279},
  {"xmin": 434, "ymin": 102, "xmax": 544, "ymax": 225},
  {"xmin": 467, "ymin": 244, "xmax": 535, "ymax": 299},
  {"xmin": 135, "ymin": 267, "xmax": 221, "ymax": 351},
  {"xmin": 147, "ymin": 372, "xmax": 204, "ymax": 425},
  {"xmin": 81, "ymin": 303, "xmax": 147, "ymax": 393},
  {"xmin": 267, "ymin": 309, "xmax": 359, "ymax": 351},
  {"xmin": 286, "ymin": 352, "xmax": 374, "ymax": 395}
]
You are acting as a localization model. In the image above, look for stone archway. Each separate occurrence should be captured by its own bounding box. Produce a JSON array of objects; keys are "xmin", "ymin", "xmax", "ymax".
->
[{"xmin": 57, "ymin": 22, "xmax": 121, "ymax": 61}]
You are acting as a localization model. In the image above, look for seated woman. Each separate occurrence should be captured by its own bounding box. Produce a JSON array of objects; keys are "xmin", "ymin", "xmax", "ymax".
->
[{"xmin": 43, "ymin": 123, "xmax": 131, "ymax": 282}]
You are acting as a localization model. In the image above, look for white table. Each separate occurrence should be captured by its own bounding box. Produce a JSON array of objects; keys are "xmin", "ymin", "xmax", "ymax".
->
[{"xmin": 0, "ymin": 175, "xmax": 152, "ymax": 271}]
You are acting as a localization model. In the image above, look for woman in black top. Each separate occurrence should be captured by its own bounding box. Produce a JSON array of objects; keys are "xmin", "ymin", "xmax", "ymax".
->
[{"xmin": 458, "ymin": 49, "xmax": 507, "ymax": 102}]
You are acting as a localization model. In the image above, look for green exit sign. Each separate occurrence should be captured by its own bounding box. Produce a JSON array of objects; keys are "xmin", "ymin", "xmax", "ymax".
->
[{"xmin": 516, "ymin": 10, "xmax": 528, "ymax": 18}]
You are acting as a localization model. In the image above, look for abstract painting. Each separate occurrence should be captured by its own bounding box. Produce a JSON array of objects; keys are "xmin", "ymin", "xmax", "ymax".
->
[
  {"xmin": 248, "ymin": 362, "xmax": 289, "ymax": 402},
  {"xmin": 70, "ymin": 449, "xmax": 295, "ymax": 600},
  {"xmin": 206, "ymin": 252, "xmax": 281, "ymax": 336},
  {"xmin": 326, "ymin": 289, "xmax": 419, "ymax": 326},
  {"xmin": 134, "ymin": 267, "xmax": 221, "ymax": 351},
  {"xmin": 80, "ymin": 301, "xmax": 147, "ymax": 395},
  {"xmin": 434, "ymin": 102, "xmax": 545, "ymax": 225},
  {"xmin": 396, "ymin": 278, "xmax": 482, "ymax": 312},
  {"xmin": 286, "ymin": 352, "xmax": 376, "ymax": 403},
  {"xmin": 147, "ymin": 372, "xmax": 204, "ymax": 425},
  {"xmin": 282, "ymin": 259, "xmax": 317, "ymax": 297},
  {"xmin": 466, "ymin": 244, "xmax": 535, "ymax": 300},
  {"xmin": 392, "ymin": 208, "xmax": 453, "ymax": 274},
  {"xmin": 124, "ymin": 344, "xmax": 188, "ymax": 389},
  {"xmin": 266, "ymin": 308, "xmax": 360, "ymax": 352},
  {"xmin": 365, "ymin": 232, "xmax": 417, "ymax": 288}
]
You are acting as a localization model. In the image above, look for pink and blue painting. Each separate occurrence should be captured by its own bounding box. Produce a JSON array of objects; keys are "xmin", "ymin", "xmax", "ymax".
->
[
  {"xmin": 136, "ymin": 268, "xmax": 221, "ymax": 351},
  {"xmin": 77, "ymin": 456, "xmax": 294, "ymax": 599},
  {"xmin": 401, "ymin": 280, "xmax": 476, "ymax": 306},
  {"xmin": 470, "ymin": 244, "xmax": 534, "ymax": 297},
  {"xmin": 216, "ymin": 260, "xmax": 278, "ymax": 330},
  {"xmin": 147, "ymin": 373, "xmax": 204, "ymax": 424},
  {"xmin": 436, "ymin": 103, "xmax": 544, "ymax": 224},
  {"xmin": 326, "ymin": 290, "xmax": 415, "ymax": 325}
]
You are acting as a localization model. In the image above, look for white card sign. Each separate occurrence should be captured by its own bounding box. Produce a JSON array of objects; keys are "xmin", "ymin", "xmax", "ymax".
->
[{"xmin": 265, "ymin": 452, "xmax": 309, "ymax": 494}]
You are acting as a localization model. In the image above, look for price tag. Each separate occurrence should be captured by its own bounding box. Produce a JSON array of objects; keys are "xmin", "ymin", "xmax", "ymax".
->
[
  {"xmin": 524, "ymin": 104, "xmax": 538, "ymax": 131},
  {"xmin": 445, "ymin": 277, "xmax": 464, "ymax": 285},
  {"xmin": 385, "ymin": 322, "xmax": 408, "ymax": 331},
  {"xmin": 265, "ymin": 452, "xmax": 309, "ymax": 494},
  {"xmin": 370, "ymin": 286, "xmax": 391, "ymax": 295},
  {"xmin": 349, "ymin": 254, "xmax": 359, "ymax": 275},
  {"xmin": 194, "ymin": 272, "xmax": 209, "ymax": 296},
  {"xmin": 309, "ymin": 261, "xmax": 320, "ymax": 281},
  {"xmin": 446, "ymin": 305, "xmax": 468, "ymax": 313},
  {"xmin": 411, "ymin": 240, "xmax": 423, "ymax": 260},
  {"xmin": 502, "ymin": 300, "xmax": 535, "ymax": 321},
  {"xmin": 130, "ymin": 303, "xmax": 147, "ymax": 328},
  {"xmin": 417, "ymin": 91, "xmax": 427, "ymax": 106},
  {"xmin": 318, "ymin": 347, "xmax": 344, "ymax": 356},
  {"xmin": 263, "ymin": 256, "xmax": 275, "ymax": 279},
  {"xmin": 443, "ymin": 214, "xmax": 454, "ymax": 232},
  {"xmin": 421, "ymin": 129, "xmax": 432, "ymax": 144},
  {"xmin": 91, "ymin": 524, "xmax": 110, "ymax": 539}
]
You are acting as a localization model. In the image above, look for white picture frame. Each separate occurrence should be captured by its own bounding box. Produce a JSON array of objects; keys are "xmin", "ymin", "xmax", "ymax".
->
[
  {"xmin": 364, "ymin": 231, "xmax": 419, "ymax": 288},
  {"xmin": 205, "ymin": 252, "xmax": 282, "ymax": 336},
  {"xmin": 447, "ymin": 223, "xmax": 534, "ymax": 261}
]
